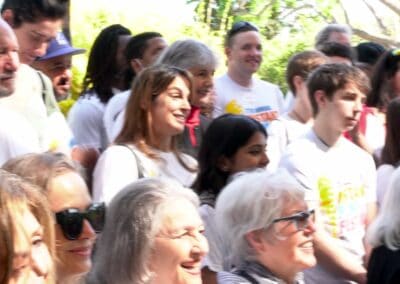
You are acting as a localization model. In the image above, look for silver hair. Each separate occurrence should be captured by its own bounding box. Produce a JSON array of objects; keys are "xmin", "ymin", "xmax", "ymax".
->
[
  {"xmin": 215, "ymin": 169, "xmax": 306, "ymax": 268},
  {"xmin": 156, "ymin": 39, "xmax": 218, "ymax": 70},
  {"xmin": 367, "ymin": 167, "xmax": 400, "ymax": 250},
  {"xmin": 87, "ymin": 178, "xmax": 199, "ymax": 284},
  {"xmin": 315, "ymin": 23, "xmax": 352, "ymax": 50}
]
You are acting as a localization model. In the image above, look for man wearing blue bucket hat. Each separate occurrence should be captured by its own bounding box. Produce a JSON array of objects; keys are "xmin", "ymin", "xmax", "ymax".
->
[{"xmin": 33, "ymin": 32, "xmax": 85, "ymax": 101}]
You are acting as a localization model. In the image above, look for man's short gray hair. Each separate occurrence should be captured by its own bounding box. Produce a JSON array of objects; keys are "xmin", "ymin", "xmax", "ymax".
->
[
  {"xmin": 315, "ymin": 24, "xmax": 352, "ymax": 50},
  {"xmin": 157, "ymin": 39, "xmax": 218, "ymax": 71},
  {"xmin": 215, "ymin": 169, "xmax": 306, "ymax": 269},
  {"xmin": 87, "ymin": 178, "xmax": 199, "ymax": 284}
]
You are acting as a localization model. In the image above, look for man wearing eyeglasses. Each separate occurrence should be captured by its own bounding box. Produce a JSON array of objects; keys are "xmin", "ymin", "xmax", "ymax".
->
[
  {"xmin": 280, "ymin": 64, "xmax": 377, "ymax": 284},
  {"xmin": 0, "ymin": 0, "xmax": 74, "ymax": 155},
  {"xmin": 212, "ymin": 21, "xmax": 284, "ymax": 128}
]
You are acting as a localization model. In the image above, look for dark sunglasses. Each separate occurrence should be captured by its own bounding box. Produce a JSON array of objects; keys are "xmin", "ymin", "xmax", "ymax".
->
[
  {"xmin": 55, "ymin": 202, "xmax": 106, "ymax": 240},
  {"xmin": 272, "ymin": 209, "xmax": 315, "ymax": 231}
]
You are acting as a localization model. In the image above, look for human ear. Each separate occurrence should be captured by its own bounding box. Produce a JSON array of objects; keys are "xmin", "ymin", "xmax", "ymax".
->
[
  {"xmin": 314, "ymin": 90, "xmax": 327, "ymax": 108},
  {"xmin": 217, "ymin": 156, "xmax": 232, "ymax": 172},
  {"xmin": 245, "ymin": 230, "xmax": 267, "ymax": 253},
  {"xmin": 2, "ymin": 9, "xmax": 15, "ymax": 27},
  {"xmin": 131, "ymin": 59, "xmax": 143, "ymax": 74}
]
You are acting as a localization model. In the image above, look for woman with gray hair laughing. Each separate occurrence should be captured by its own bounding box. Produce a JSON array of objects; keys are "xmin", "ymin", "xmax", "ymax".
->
[
  {"xmin": 215, "ymin": 169, "xmax": 316, "ymax": 284},
  {"xmin": 88, "ymin": 178, "xmax": 209, "ymax": 284}
]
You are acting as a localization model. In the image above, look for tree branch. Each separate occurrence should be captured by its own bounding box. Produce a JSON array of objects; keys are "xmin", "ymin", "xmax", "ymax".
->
[
  {"xmin": 379, "ymin": 0, "xmax": 400, "ymax": 17},
  {"xmin": 361, "ymin": 0, "xmax": 389, "ymax": 35},
  {"xmin": 352, "ymin": 28, "xmax": 400, "ymax": 48}
]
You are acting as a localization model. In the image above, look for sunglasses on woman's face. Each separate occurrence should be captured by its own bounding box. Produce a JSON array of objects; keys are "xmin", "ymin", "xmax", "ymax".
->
[
  {"xmin": 272, "ymin": 209, "xmax": 315, "ymax": 231},
  {"xmin": 55, "ymin": 202, "xmax": 106, "ymax": 240}
]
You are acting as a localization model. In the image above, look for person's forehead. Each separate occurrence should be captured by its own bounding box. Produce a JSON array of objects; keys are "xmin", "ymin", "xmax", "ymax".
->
[
  {"xmin": 146, "ymin": 37, "xmax": 167, "ymax": 51},
  {"xmin": 328, "ymin": 31, "xmax": 350, "ymax": 45},
  {"xmin": 20, "ymin": 18, "xmax": 62, "ymax": 37},
  {"xmin": 231, "ymin": 30, "xmax": 261, "ymax": 46}
]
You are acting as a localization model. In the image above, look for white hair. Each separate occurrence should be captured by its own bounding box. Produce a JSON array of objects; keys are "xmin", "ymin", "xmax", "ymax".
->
[
  {"xmin": 367, "ymin": 167, "xmax": 400, "ymax": 250},
  {"xmin": 214, "ymin": 168, "xmax": 306, "ymax": 268},
  {"xmin": 87, "ymin": 178, "xmax": 199, "ymax": 284}
]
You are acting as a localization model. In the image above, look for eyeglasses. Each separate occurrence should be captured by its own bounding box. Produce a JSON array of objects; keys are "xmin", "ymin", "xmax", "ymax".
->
[
  {"xmin": 272, "ymin": 209, "xmax": 315, "ymax": 231},
  {"xmin": 55, "ymin": 202, "xmax": 106, "ymax": 240}
]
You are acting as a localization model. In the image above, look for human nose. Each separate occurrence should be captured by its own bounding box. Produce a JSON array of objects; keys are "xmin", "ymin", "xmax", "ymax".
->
[
  {"xmin": 304, "ymin": 217, "xmax": 316, "ymax": 235},
  {"xmin": 80, "ymin": 219, "xmax": 96, "ymax": 239},
  {"xmin": 33, "ymin": 42, "xmax": 49, "ymax": 58},
  {"xmin": 191, "ymin": 233, "xmax": 209, "ymax": 258},
  {"xmin": 259, "ymin": 149, "xmax": 269, "ymax": 167},
  {"xmin": 31, "ymin": 245, "xmax": 52, "ymax": 279},
  {"xmin": 181, "ymin": 96, "xmax": 191, "ymax": 112},
  {"xmin": 5, "ymin": 51, "xmax": 19, "ymax": 72}
]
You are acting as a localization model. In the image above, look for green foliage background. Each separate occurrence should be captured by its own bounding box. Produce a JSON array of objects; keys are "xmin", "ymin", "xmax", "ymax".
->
[{"xmin": 68, "ymin": 0, "xmax": 336, "ymax": 102}]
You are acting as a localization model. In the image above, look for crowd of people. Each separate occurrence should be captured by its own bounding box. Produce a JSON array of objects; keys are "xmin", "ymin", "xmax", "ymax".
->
[{"xmin": 1, "ymin": 0, "xmax": 400, "ymax": 284}]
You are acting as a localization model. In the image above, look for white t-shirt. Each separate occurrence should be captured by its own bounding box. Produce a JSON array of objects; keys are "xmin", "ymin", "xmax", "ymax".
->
[
  {"xmin": 376, "ymin": 164, "xmax": 396, "ymax": 208},
  {"xmin": 0, "ymin": 106, "xmax": 40, "ymax": 165},
  {"xmin": 213, "ymin": 74, "xmax": 284, "ymax": 128},
  {"xmin": 266, "ymin": 113, "xmax": 311, "ymax": 171},
  {"xmin": 0, "ymin": 64, "xmax": 73, "ymax": 153},
  {"xmin": 103, "ymin": 90, "xmax": 130, "ymax": 143},
  {"xmin": 199, "ymin": 205, "xmax": 224, "ymax": 272},
  {"xmin": 92, "ymin": 144, "xmax": 197, "ymax": 204},
  {"xmin": 279, "ymin": 129, "xmax": 376, "ymax": 284},
  {"xmin": 68, "ymin": 93, "xmax": 108, "ymax": 151}
]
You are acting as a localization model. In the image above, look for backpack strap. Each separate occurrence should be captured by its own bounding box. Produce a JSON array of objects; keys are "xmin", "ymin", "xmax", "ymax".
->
[{"xmin": 117, "ymin": 144, "xmax": 144, "ymax": 179}]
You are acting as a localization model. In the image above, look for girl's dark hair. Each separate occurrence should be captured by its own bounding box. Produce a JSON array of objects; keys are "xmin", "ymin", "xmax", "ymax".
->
[
  {"xmin": 380, "ymin": 97, "xmax": 400, "ymax": 166},
  {"xmin": 193, "ymin": 114, "xmax": 266, "ymax": 197},
  {"xmin": 81, "ymin": 24, "xmax": 131, "ymax": 104},
  {"xmin": 367, "ymin": 49, "xmax": 400, "ymax": 110}
]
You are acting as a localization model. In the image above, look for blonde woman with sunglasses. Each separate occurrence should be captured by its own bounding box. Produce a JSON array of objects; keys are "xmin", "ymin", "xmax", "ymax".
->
[{"xmin": 3, "ymin": 152, "xmax": 105, "ymax": 284}]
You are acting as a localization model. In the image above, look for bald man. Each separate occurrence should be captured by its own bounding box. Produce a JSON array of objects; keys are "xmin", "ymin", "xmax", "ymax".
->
[{"xmin": 0, "ymin": 19, "xmax": 40, "ymax": 165}]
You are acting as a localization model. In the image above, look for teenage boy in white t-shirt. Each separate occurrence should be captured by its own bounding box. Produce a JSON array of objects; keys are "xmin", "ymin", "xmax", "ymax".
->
[
  {"xmin": 280, "ymin": 64, "xmax": 377, "ymax": 284},
  {"xmin": 267, "ymin": 50, "xmax": 327, "ymax": 170}
]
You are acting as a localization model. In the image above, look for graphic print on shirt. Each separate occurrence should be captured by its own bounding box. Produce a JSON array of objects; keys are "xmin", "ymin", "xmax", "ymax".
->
[
  {"xmin": 224, "ymin": 99, "xmax": 279, "ymax": 128},
  {"xmin": 318, "ymin": 176, "xmax": 367, "ymax": 239}
]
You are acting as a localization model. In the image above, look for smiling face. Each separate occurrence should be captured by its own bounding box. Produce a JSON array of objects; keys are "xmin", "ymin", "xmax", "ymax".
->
[
  {"xmin": 11, "ymin": 208, "xmax": 52, "ymax": 284},
  {"xmin": 320, "ymin": 83, "xmax": 365, "ymax": 133},
  {"xmin": 224, "ymin": 131, "xmax": 269, "ymax": 174},
  {"xmin": 0, "ymin": 21, "xmax": 19, "ymax": 97},
  {"xmin": 47, "ymin": 171, "xmax": 96, "ymax": 280},
  {"xmin": 150, "ymin": 198, "xmax": 208, "ymax": 284},
  {"xmin": 257, "ymin": 199, "xmax": 316, "ymax": 280},
  {"xmin": 226, "ymin": 30, "xmax": 262, "ymax": 76},
  {"xmin": 188, "ymin": 65, "xmax": 215, "ymax": 109},
  {"xmin": 150, "ymin": 75, "xmax": 191, "ymax": 143},
  {"xmin": 11, "ymin": 18, "xmax": 62, "ymax": 65}
]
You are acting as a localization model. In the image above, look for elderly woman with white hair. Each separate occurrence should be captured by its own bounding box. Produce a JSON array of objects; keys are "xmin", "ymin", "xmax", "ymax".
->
[
  {"xmin": 87, "ymin": 178, "xmax": 209, "ymax": 284},
  {"xmin": 366, "ymin": 167, "xmax": 400, "ymax": 284},
  {"xmin": 215, "ymin": 169, "xmax": 316, "ymax": 284}
]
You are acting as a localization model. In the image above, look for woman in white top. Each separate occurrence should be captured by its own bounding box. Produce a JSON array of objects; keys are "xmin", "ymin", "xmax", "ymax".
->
[
  {"xmin": 93, "ymin": 65, "xmax": 197, "ymax": 203},
  {"xmin": 376, "ymin": 97, "xmax": 400, "ymax": 208}
]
